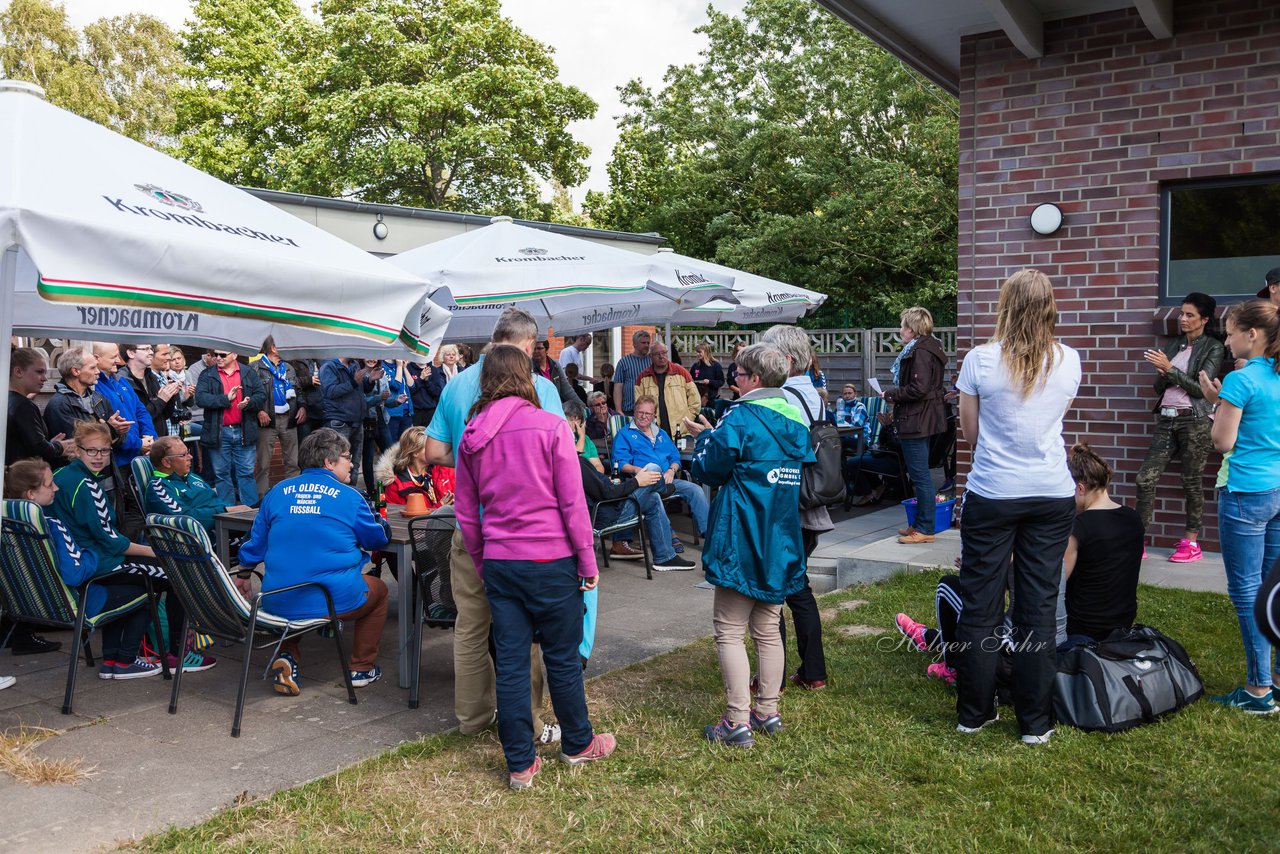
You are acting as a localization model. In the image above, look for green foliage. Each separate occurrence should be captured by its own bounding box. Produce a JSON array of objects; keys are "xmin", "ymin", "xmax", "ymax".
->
[
  {"xmin": 0, "ymin": 0, "xmax": 179, "ymax": 142},
  {"xmin": 584, "ymin": 0, "xmax": 959, "ymax": 329},
  {"xmin": 173, "ymin": 0, "xmax": 596, "ymax": 218}
]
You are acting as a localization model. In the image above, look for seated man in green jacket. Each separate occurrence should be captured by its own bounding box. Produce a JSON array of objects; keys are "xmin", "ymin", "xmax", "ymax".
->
[{"xmin": 144, "ymin": 436, "xmax": 248, "ymax": 535}]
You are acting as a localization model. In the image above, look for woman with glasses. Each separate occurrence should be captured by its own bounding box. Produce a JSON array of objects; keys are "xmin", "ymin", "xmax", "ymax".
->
[
  {"xmin": 237, "ymin": 428, "xmax": 391, "ymax": 695},
  {"xmin": 7, "ymin": 458, "xmax": 161, "ymax": 680},
  {"xmin": 52, "ymin": 422, "xmax": 213, "ymax": 673}
]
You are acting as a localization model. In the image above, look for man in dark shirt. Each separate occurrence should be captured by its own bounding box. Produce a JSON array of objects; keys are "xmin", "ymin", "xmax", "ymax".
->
[
  {"xmin": 7, "ymin": 348, "xmax": 75, "ymax": 467},
  {"xmin": 43, "ymin": 346, "xmax": 123, "ymax": 446},
  {"xmin": 119, "ymin": 342, "xmax": 182, "ymax": 429},
  {"xmin": 320, "ymin": 357, "xmax": 376, "ymax": 490}
]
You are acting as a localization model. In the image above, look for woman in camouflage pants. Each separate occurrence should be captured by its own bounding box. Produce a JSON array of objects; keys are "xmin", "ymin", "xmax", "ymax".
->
[{"xmin": 1135, "ymin": 291, "xmax": 1224, "ymax": 563}]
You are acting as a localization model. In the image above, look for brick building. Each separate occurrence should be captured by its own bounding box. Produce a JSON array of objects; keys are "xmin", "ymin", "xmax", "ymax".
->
[{"xmin": 819, "ymin": 0, "xmax": 1280, "ymax": 549}]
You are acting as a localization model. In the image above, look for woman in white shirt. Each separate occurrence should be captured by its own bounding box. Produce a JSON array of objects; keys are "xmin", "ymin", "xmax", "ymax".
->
[{"xmin": 953, "ymin": 269, "xmax": 1081, "ymax": 746}]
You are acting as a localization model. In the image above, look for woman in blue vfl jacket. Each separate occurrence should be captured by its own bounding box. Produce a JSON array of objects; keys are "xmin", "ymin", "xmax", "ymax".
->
[
  {"xmin": 238, "ymin": 428, "xmax": 391, "ymax": 695},
  {"xmin": 685, "ymin": 343, "xmax": 813, "ymax": 748}
]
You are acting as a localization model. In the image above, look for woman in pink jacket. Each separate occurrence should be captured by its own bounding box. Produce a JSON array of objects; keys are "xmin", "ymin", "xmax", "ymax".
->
[{"xmin": 455, "ymin": 345, "xmax": 616, "ymax": 790}]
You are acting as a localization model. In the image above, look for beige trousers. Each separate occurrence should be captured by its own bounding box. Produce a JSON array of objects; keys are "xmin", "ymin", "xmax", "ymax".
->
[
  {"xmin": 253, "ymin": 412, "xmax": 299, "ymax": 496},
  {"xmin": 712, "ymin": 586, "xmax": 784, "ymax": 724},
  {"xmin": 449, "ymin": 529, "xmax": 546, "ymax": 734}
]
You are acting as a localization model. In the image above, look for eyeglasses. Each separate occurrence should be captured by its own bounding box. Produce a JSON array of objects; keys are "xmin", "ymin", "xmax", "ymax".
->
[
  {"xmin": 81, "ymin": 447, "xmax": 111, "ymax": 457},
  {"xmin": 338, "ymin": 452, "xmax": 352, "ymax": 460},
  {"xmin": 734, "ymin": 370, "xmax": 751, "ymax": 379},
  {"xmin": 634, "ymin": 410, "xmax": 656, "ymax": 418},
  {"xmin": 213, "ymin": 351, "xmax": 233, "ymax": 359},
  {"xmin": 164, "ymin": 451, "xmax": 192, "ymax": 459}
]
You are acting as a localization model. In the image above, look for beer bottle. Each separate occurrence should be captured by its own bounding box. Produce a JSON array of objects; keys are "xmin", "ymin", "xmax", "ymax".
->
[{"xmin": 375, "ymin": 479, "xmax": 388, "ymax": 519}]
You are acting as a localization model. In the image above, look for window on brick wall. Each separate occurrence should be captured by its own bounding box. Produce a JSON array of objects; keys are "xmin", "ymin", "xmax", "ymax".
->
[{"xmin": 1162, "ymin": 176, "xmax": 1280, "ymax": 303}]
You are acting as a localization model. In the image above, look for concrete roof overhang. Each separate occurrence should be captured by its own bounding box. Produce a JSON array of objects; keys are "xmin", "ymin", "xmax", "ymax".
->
[{"xmin": 813, "ymin": 0, "xmax": 1174, "ymax": 95}]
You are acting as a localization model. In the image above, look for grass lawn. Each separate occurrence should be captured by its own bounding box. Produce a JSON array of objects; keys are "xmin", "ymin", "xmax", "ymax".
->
[{"xmin": 137, "ymin": 571, "xmax": 1279, "ymax": 853}]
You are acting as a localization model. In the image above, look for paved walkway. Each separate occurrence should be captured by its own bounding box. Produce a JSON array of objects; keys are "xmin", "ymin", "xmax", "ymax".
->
[{"xmin": 0, "ymin": 504, "xmax": 1227, "ymax": 852}]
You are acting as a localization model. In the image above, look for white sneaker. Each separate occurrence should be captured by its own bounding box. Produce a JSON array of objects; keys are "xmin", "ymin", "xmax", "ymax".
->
[
  {"xmin": 537, "ymin": 723, "xmax": 562, "ymax": 744},
  {"xmin": 956, "ymin": 713, "xmax": 999, "ymax": 734},
  {"xmin": 0, "ymin": 675, "xmax": 15, "ymax": 691},
  {"xmin": 1021, "ymin": 729, "xmax": 1053, "ymax": 745}
]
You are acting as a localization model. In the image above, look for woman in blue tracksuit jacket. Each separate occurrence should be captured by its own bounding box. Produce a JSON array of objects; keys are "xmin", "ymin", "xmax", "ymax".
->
[
  {"xmin": 236, "ymin": 428, "xmax": 391, "ymax": 693},
  {"xmin": 687, "ymin": 343, "xmax": 813, "ymax": 748}
]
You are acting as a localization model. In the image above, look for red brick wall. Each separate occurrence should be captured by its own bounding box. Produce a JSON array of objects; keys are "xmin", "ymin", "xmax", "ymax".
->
[{"xmin": 958, "ymin": 1, "xmax": 1280, "ymax": 550}]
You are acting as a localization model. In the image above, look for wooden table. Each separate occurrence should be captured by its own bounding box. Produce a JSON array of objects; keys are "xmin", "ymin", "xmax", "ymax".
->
[{"xmin": 214, "ymin": 508, "xmax": 420, "ymax": 689}]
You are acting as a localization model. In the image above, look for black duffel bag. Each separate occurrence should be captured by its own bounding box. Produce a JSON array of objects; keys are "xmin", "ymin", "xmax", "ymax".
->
[{"xmin": 1054, "ymin": 624, "xmax": 1204, "ymax": 733}]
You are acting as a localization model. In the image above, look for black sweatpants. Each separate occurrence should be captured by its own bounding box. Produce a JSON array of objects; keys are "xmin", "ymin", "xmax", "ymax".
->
[{"xmin": 954, "ymin": 493, "xmax": 1074, "ymax": 737}]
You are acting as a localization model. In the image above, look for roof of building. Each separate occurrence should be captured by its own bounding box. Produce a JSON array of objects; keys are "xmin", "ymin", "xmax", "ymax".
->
[
  {"xmin": 814, "ymin": 0, "xmax": 1174, "ymax": 95},
  {"xmin": 240, "ymin": 187, "xmax": 667, "ymax": 246}
]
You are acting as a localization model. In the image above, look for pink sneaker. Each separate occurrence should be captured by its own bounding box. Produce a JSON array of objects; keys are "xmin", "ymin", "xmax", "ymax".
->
[
  {"xmin": 1169, "ymin": 539, "xmax": 1203, "ymax": 563},
  {"xmin": 560, "ymin": 733, "xmax": 617, "ymax": 765},
  {"xmin": 895, "ymin": 613, "xmax": 929, "ymax": 652},
  {"xmin": 926, "ymin": 662, "xmax": 956, "ymax": 684}
]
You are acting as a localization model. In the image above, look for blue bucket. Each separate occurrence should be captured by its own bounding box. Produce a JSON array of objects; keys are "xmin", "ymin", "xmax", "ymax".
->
[{"xmin": 901, "ymin": 498, "xmax": 956, "ymax": 532}]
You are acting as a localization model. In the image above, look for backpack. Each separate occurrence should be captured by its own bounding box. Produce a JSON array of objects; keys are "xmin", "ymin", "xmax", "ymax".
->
[
  {"xmin": 782, "ymin": 387, "xmax": 846, "ymax": 510},
  {"xmin": 1053, "ymin": 624, "xmax": 1203, "ymax": 733}
]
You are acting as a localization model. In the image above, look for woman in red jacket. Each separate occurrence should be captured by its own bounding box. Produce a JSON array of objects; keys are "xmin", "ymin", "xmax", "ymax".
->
[{"xmin": 374, "ymin": 425, "xmax": 454, "ymax": 508}]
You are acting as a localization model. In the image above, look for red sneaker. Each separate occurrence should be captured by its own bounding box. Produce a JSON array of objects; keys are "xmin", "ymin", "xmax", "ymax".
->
[
  {"xmin": 1169, "ymin": 539, "xmax": 1203, "ymax": 563},
  {"xmin": 509, "ymin": 756, "xmax": 542, "ymax": 790},
  {"xmin": 560, "ymin": 733, "xmax": 617, "ymax": 765}
]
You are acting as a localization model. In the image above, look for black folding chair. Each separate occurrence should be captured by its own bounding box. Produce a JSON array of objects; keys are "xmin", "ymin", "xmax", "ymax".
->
[
  {"xmin": 592, "ymin": 494, "xmax": 654, "ymax": 580},
  {"xmin": 407, "ymin": 513, "xmax": 458, "ymax": 710}
]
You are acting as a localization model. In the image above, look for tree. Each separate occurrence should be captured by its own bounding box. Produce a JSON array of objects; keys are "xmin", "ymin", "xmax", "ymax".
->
[
  {"xmin": 584, "ymin": 0, "xmax": 959, "ymax": 327},
  {"xmin": 171, "ymin": 0, "xmax": 315, "ymax": 186},
  {"xmin": 0, "ymin": 0, "xmax": 179, "ymax": 142},
  {"xmin": 174, "ymin": 0, "xmax": 596, "ymax": 218}
]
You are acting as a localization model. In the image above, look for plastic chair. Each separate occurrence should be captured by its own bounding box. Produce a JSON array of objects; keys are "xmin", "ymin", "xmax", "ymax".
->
[
  {"xmin": 406, "ymin": 512, "xmax": 457, "ymax": 710},
  {"xmin": 143, "ymin": 513, "xmax": 354, "ymax": 737},
  {"xmin": 0, "ymin": 499, "xmax": 169, "ymax": 715}
]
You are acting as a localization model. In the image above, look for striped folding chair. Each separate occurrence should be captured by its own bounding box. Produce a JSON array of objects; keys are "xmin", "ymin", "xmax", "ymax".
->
[
  {"xmin": 130, "ymin": 456, "xmax": 155, "ymax": 516},
  {"xmin": 0, "ymin": 499, "xmax": 168, "ymax": 715},
  {"xmin": 144, "ymin": 514, "xmax": 355, "ymax": 737}
]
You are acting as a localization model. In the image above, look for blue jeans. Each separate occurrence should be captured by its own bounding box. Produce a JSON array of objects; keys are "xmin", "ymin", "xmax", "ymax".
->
[
  {"xmin": 483, "ymin": 557, "xmax": 594, "ymax": 773},
  {"xmin": 1218, "ymin": 487, "xmax": 1280, "ymax": 688},
  {"xmin": 600, "ymin": 484, "xmax": 676, "ymax": 562},
  {"xmin": 671, "ymin": 479, "xmax": 708, "ymax": 535},
  {"xmin": 325, "ymin": 421, "xmax": 363, "ymax": 489},
  {"xmin": 207, "ymin": 425, "xmax": 258, "ymax": 505},
  {"xmin": 900, "ymin": 436, "xmax": 935, "ymax": 534},
  {"xmin": 385, "ymin": 413, "xmax": 414, "ymax": 446}
]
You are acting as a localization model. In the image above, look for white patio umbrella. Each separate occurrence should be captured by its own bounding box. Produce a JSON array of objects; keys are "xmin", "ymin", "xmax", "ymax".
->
[
  {"xmin": 0, "ymin": 79, "xmax": 450, "ymax": 467},
  {"xmin": 387, "ymin": 217, "xmax": 738, "ymax": 340},
  {"xmin": 655, "ymin": 250, "xmax": 827, "ymax": 326}
]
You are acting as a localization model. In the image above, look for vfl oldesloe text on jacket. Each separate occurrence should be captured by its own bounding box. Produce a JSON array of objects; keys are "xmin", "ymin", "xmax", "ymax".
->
[
  {"xmin": 51, "ymin": 458, "xmax": 132, "ymax": 576},
  {"xmin": 691, "ymin": 388, "xmax": 813, "ymax": 604},
  {"xmin": 236, "ymin": 467, "xmax": 389, "ymax": 619}
]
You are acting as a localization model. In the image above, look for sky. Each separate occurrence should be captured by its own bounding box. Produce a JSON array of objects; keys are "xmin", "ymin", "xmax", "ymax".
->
[{"xmin": 53, "ymin": 0, "xmax": 749, "ymax": 203}]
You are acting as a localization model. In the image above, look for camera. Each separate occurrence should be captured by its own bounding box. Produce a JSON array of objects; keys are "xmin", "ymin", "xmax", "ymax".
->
[{"xmin": 171, "ymin": 405, "xmax": 193, "ymax": 422}]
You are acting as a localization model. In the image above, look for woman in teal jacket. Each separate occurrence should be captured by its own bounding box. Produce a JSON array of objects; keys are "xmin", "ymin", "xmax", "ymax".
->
[{"xmin": 687, "ymin": 343, "xmax": 813, "ymax": 748}]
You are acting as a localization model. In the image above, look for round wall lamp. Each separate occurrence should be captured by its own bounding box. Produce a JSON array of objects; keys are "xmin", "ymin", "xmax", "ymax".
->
[
  {"xmin": 373, "ymin": 213, "xmax": 388, "ymax": 240},
  {"xmin": 1029, "ymin": 203, "xmax": 1063, "ymax": 236}
]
